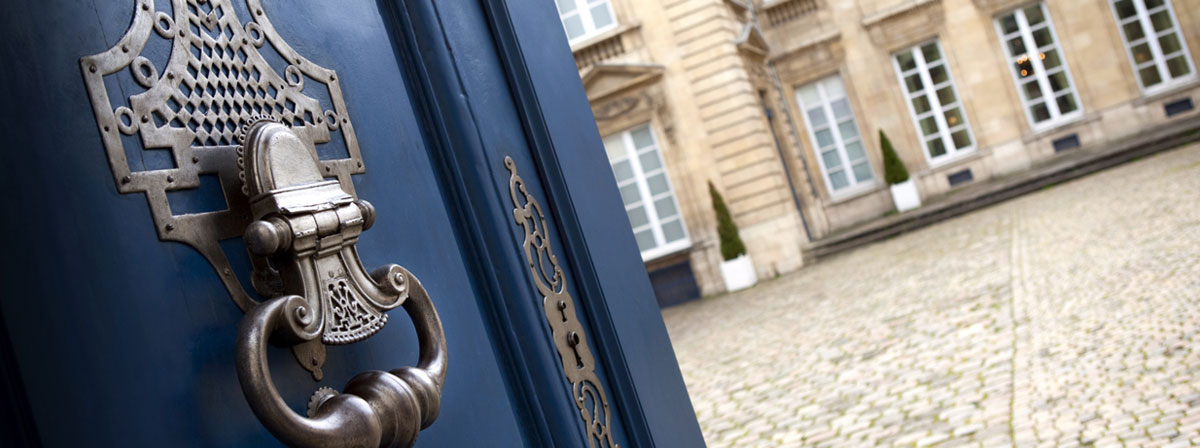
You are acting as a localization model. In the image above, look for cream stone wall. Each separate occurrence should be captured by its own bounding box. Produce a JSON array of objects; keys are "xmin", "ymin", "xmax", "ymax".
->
[{"xmin": 571, "ymin": 0, "xmax": 1200, "ymax": 296}]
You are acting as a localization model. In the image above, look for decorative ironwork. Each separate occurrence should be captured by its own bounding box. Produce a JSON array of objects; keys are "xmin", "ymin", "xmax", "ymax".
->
[
  {"xmin": 81, "ymin": 2, "xmax": 447, "ymax": 446},
  {"xmin": 79, "ymin": 0, "xmax": 363, "ymax": 315},
  {"xmin": 505, "ymin": 157, "xmax": 618, "ymax": 448}
]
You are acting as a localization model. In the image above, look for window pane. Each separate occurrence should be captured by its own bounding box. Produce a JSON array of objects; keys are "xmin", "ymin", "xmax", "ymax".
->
[
  {"xmin": 602, "ymin": 134, "xmax": 625, "ymax": 160},
  {"xmin": 929, "ymin": 65, "xmax": 949, "ymax": 85},
  {"xmin": 1023, "ymin": 79, "xmax": 1043, "ymax": 101},
  {"xmin": 1007, "ymin": 37, "xmax": 1027, "ymax": 55},
  {"xmin": 654, "ymin": 197, "xmax": 678, "ymax": 220},
  {"xmin": 912, "ymin": 95, "xmax": 932, "ymax": 114},
  {"xmin": 944, "ymin": 108, "xmax": 965, "ymax": 127},
  {"xmin": 921, "ymin": 42, "xmax": 941, "ymax": 63},
  {"xmin": 631, "ymin": 126, "xmax": 655, "ymax": 149},
  {"xmin": 1159, "ymin": 33, "xmax": 1183, "ymax": 55},
  {"xmin": 936, "ymin": 86, "xmax": 957, "ymax": 105},
  {"xmin": 1048, "ymin": 71, "xmax": 1070, "ymax": 92},
  {"xmin": 1150, "ymin": 10, "xmax": 1173, "ymax": 32},
  {"xmin": 920, "ymin": 116, "xmax": 939, "ymax": 136},
  {"xmin": 838, "ymin": 120, "xmax": 860, "ymax": 140},
  {"xmin": 1114, "ymin": 0, "xmax": 1136, "ymax": 19},
  {"xmin": 844, "ymin": 141, "xmax": 865, "ymax": 161},
  {"xmin": 831, "ymin": 98, "xmax": 852, "ymax": 118},
  {"xmin": 626, "ymin": 206, "xmax": 648, "ymax": 228},
  {"xmin": 816, "ymin": 129, "xmax": 834, "ymax": 148},
  {"xmin": 797, "ymin": 85, "xmax": 821, "ymax": 106},
  {"xmin": 896, "ymin": 52, "xmax": 917, "ymax": 72},
  {"xmin": 1145, "ymin": 0, "xmax": 1165, "ymax": 8},
  {"xmin": 646, "ymin": 173, "xmax": 669, "ymax": 195},
  {"xmin": 590, "ymin": 5, "xmax": 613, "ymax": 29},
  {"xmin": 1024, "ymin": 5, "xmax": 1046, "ymax": 25},
  {"xmin": 1016, "ymin": 57, "xmax": 1035, "ymax": 79},
  {"xmin": 1131, "ymin": 43, "xmax": 1153, "ymax": 64},
  {"xmin": 829, "ymin": 170, "xmax": 849, "ymax": 190},
  {"xmin": 1122, "ymin": 21, "xmax": 1145, "ymax": 41},
  {"xmin": 821, "ymin": 149, "xmax": 842, "ymax": 169},
  {"xmin": 806, "ymin": 108, "xmax": 827, "ymax": 128},
  {"xmin": 1032, "ymin": 28, "xmax": 1053, "ymax": 48},
  {"xmin": 661, "ymin": 220, "xmax": 685, "ymax": 243},
  {"xmin": 619, "ymin": 183, "xmax": 640, "ymax": 205},
  {"xmin": 1056, "ymin": 93, "xmax": 1078, "ymax": 114},
  {"xmin": 634, "ymin": 229, "xmax": 656, "ymax": 252},
  {"xmin": 926, "ymin": 138, "xmax": 947, "ymax": 158},
  {"xmin": 1031, "ymin": 102, "xmax": 1051, "ymax": 122},
  {"xmin": 951, "ymin": 130, "xmax": 972, "ymax": 149},
  {"xmin": 556, "ymin": 0, "xmax": 576, "ymax": 14},
  {"xmin": 1042, "ymin": 49, "xmax": 1062, "ymax": 70},
  {"xmin": 822, "ymin": 77, "xmax": 847, "ymax": 98},
  {"xmin": 639, "ymin": 151, "xmax": 662, "ymax": 172},
  {"xmin": 904, "ymin": 74, "xmax": 924, "ymax": 92},
  {"xmin": 1167, "ymin": 55, "xmax": 1191, "ymax": 77},
  {"xmin": 562, "ymin": 16, "xmax": 584, "ymax": 40},
  {"xmin": 999, "ymin": 14, "xmax": 1019, "ymax": 34},
  {"xmin": 852, "ymin": 161, "xmax": 873, "ymax": 183},
  {"xmin": 611, "ymin": 160, "xmax": 633, "ymax": 181}
]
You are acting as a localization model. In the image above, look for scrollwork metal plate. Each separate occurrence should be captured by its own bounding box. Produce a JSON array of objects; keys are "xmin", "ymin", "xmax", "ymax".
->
[
  {"xmin": 79, "ymin": 0, "xmax": 363, "ymax": 313},
  {"xmin": 505, "ymin": 157, "xmax": 619, "ymax": 448}
]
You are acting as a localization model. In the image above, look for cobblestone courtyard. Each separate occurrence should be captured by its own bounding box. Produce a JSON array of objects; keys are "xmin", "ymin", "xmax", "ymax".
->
[{"xmin": 662, "ymin": 143, "xmax": 1200, "ymax": 447}]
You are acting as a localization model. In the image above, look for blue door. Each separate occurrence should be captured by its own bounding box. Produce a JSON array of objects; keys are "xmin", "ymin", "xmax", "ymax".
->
[{"xmin": 0, "ymin": 1, "xmax": 704, "ymax": 446}]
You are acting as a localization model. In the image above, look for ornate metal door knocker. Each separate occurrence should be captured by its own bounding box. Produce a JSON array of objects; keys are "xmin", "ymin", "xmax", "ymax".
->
[{"xmin": 79, "ymin": 1, "xmax": 446, "ymax": 447}]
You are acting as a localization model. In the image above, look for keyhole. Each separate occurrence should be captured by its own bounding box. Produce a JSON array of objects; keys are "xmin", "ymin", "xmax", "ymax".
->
[
  {"xmin": 557, "ymin": 300, "xmax": 569, "ymax": 322},
  {"xmin": 567, "ymin": 331, "xmax": 584, "ymax": 369}
]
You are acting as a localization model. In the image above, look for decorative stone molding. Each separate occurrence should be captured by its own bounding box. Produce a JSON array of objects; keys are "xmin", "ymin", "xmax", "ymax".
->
[
  {"xmin": 571, "ymin": 23, "xmax": 643, "ymax": 71},
  {"xmin": 582, "ymin": 64, "xmax": 673, "ymax": 143},
  {"xmin": 769, "ymin": 30, "xmax": 842, "ymax": 85},
  {"xmin": 760, "ymin": 0, "xmax": 821, "ymax": 29},
  {"xmin": 736, "ymin": 24, "xmax": 770, "ymax": 58},
  {"xmin": 861, "ymin": 0, "xmax": 944, "ymax": 49},
  {"xmin": 971, "ymin": 0, "xmax": 1034, "ymax": 16},
  {"xmin": 579, "ymin": 63, "xmax": 664, "ymax": 103}
]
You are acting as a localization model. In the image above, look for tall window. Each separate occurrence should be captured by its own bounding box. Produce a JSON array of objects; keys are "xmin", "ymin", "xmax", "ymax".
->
[
  {"xmin": 1109, "ymin": 0, "xmax": 1195, "ymax": 92},
  {"xmin": 894, "ymin": 40, "xmax": 974, "ymax": 164},
  {"xmin": 603, "ymin": 124, "xmax": 689, "ymax": 260},
  {"xmin": 556, "ymin": 0, "xmax": 617, "ymax": 44},
  {"xmin": 996, "ymin": 3, "xmax": 1082, "ymax": 129},
  {"xmin": 795, "ymin": 75, "xmax": 874, "ymax": 196}
]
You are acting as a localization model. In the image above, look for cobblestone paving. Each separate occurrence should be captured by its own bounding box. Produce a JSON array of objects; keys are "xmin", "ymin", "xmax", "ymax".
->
[{"xmin": 662, "ymin": 143, "xmax": 1200, "ymax": 447}]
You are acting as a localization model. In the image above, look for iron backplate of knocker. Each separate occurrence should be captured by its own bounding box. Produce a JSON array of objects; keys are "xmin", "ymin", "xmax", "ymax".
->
[{"xmin": 79, "ymin": 1, "xmax": 448, "ymax": 446}]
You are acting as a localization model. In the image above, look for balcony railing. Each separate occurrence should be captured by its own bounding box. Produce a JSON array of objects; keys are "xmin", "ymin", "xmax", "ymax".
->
[
  {"xmin": 574, "ymin": 31, "xmax": 626, "ymax": 71},
  {"xmin": 762, "ymin": 0, "xmax": 819, "ymax": 29}
]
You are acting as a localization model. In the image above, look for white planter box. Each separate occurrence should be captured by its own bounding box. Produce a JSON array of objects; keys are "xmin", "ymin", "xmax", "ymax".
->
[
  {"xmin": 890, "ymin": 179, "xmax": 921, "ymax": 213},
  {"xmin": 719, "ymin": 254, "xmax": 757, "ymax": 292}
]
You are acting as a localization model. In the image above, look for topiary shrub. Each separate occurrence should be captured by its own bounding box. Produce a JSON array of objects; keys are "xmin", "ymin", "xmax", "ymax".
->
[
  {"xmin": 879, "ymin": 130, "xmax": 910, "ymax": 185},
  {"xmin": 709, "ymin": 181, "xmax": 746, "ymax": 261}
]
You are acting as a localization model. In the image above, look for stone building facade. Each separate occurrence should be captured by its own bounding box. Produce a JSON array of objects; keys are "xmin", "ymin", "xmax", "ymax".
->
[{"xmin": 558, "ymin": 0, "xmax": 1200, "ymax": 301}]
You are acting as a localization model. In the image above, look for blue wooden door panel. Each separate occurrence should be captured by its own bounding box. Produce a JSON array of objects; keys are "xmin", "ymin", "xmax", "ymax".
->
[{"xmin": 0, "ymin": 0, "xmax": 705, "ymax": 446}]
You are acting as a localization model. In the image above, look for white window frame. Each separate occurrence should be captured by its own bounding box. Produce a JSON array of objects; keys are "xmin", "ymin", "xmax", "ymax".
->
[
  {"xmin": 794, "ymin": 75, "xmax": 876, "ymax": 199},
  {"xmin": 994, "ymin": 3, "xmax": 1084, "ymax": 131},
  {"xmin": 1109, "ymin": 0, "xmax": 1197, "ymax": 94},
  {"xmin": 604, "ymin": 124, "xmax": 691, "ymax": 261},
  {"xmin": 892, "ymin": 40, "xmax": 977, "ymax": 167},
  {"xmin": 556, "ymin": 0, "xmax": 619, "ymax": 45}
]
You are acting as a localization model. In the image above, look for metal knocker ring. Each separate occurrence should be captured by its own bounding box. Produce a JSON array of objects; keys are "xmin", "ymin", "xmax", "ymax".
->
[
  {"xmin": 231, "ymin": 119, "xmax": 447, "ymax": 447},
  {"xmin": 236, "ymin": 267, "xmax": 447, "ymax": 448}
]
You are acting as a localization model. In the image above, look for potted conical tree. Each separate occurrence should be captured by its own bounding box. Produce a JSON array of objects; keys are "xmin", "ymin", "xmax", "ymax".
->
[
  {"xmin": 710, "ymin": 181, "xmax": 756, "ymax": 292},
  {"xmin": 880, "ymin": 130, "xmax": 921, "ymax": 212}
]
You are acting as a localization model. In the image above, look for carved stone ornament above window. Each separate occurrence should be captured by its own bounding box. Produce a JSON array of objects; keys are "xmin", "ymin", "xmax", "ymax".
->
[
  {"xmin": 860, "ymin": 0, "xmax": 945, "ymax": 48},
  {"xmin": 971, "ymin": 0, "xmax": 1036, "ymax": 15},
  {"xmin": 579, "ymin": 63, "xmax": 664, "ymax": 103},
  {"xmin": 770, "ymin": 30, "xmax": 843, "ymax": 85}
]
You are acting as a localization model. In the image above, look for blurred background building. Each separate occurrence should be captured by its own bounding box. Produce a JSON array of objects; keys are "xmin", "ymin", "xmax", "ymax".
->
[{"xmin": 557, "ymin": 0, "xmax": 1200, "ymax": 305}]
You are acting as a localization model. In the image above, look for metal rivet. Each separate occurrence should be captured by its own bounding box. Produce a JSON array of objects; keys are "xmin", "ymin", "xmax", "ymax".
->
[
  {"xmin": 167, "ymin": 73, "xmax": 174, "ymax": 79},
  {"xmin": 330, "ymin": 74, "xmax": 336, "ymax": 81},
  {"xmin": 141, "ymin": 3, "xmax": 149, "ymax": 10},
  {"xmin": 393, "ymin": 272, "xmax": 404, "ymax": 284},
  {"xmin": 103, "ymin": 126, "xmax": 111, "ymax": 132},
  {"xmin": 167, "ymin": 175, "xmax": 175, "ymax": 182},
  {"xmin": 256, "ymin": 9, "xmax": 263, "ymax": 15},
  {"xmin": 88, "ymin": 65, "xmax": 97, "ymax": 73},
  {"xmin": 141, "ymin": 115, "xmax": 149, "ymax": 123},
  {"xmin": 192, "ymin": 156, "xmax": 199, "ymax": 163},
  {"xmin": 325, "ymin": 166, "xmax": 331, "ymax": 172},
  {"xmin": 224, "ymin": 268, "xmax": 232, "ymax": 276},
  {"xmin": 122, "ymin": 175, "xmax": 131, "ymax": 184},
  {"xmin": 121, "ymin": 45, "xmax": 129, "ymax": 53},
  {"xmin": 165, "ymin": 223, "xmax": 175, "ymax": 231},
  {"xmin": 356, "ymin": 161, "xmax": 362, "ymax": 168}
]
